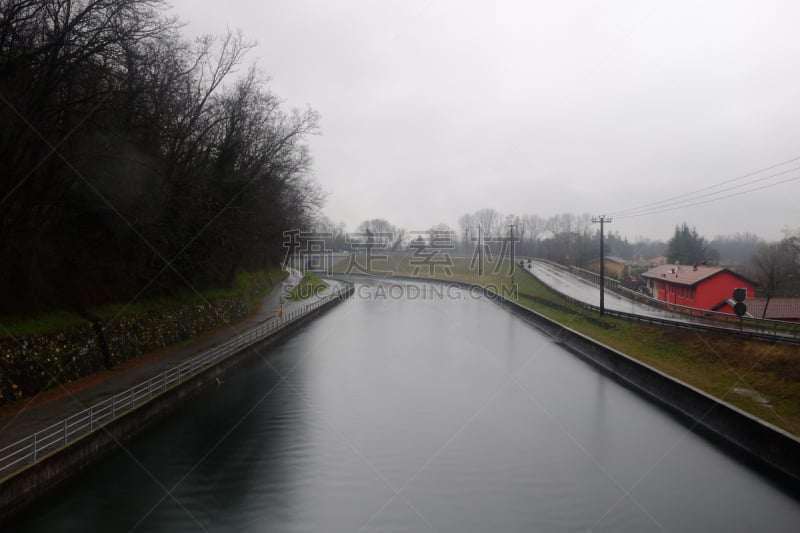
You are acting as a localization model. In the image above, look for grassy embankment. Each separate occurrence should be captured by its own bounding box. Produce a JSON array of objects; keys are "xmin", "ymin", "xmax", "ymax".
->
[
  {"xmin": 0, "ymin": 269, "xmax": 289, "ymax": 405},
  {"xmin": 334, "ymin": 254, "xmax": 800, "ymax": 437},
  {"xmin": 0, "ymin": 269, "xmax": 289, "ymax": 339},
  {"xmin": 286, "ymin": 271, "xmax": 329, "ymax": 302}
]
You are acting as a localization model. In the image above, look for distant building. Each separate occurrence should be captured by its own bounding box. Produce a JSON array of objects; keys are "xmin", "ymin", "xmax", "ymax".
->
[
  {"xmin": 641, "ymin": 263, "xmax": 756, "ymax": 310},
  {"xmin": 714, "ymin": 297, "xmax": 800, "ymax": 323},
  {"xmin": 631, "ymin": 256, "xmax": 668, "ymax": 268},
  {"xmin": 586, "ymin": 256, "xmax": 629, "ymax": 281}
]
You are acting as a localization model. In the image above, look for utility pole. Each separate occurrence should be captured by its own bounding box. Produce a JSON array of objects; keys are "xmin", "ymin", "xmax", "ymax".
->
[
  {"xmin": 478, "ymin": 223, "xmax": 483, "ymax": 276},
  {"xmin": 592, "ymin": 215, "xmax": 612, "ymax": 315},
  {"xmin": 509, "ymin": 223, "xmax": 516, "ymax": 284}
]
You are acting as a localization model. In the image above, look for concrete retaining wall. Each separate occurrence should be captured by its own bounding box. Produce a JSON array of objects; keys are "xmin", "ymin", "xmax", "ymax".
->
[
  {"xmin": 0, "ymin": 290, "xmax": 350, "ymax": 524},
  {"xmin": 491, "ymin": 295, "xmax": 800, "ymax": 487}
]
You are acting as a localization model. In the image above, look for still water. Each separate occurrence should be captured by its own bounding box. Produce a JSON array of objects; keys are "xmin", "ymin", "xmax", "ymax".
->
[{"xmin": 14, "ymin": 280, "xmax": 800, "ymax": 532}]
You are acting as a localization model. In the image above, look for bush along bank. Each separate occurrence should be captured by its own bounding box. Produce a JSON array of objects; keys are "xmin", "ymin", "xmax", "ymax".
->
[{"xmin": 0, "ymin": 270, "xmax": 287, "ymax": 406}]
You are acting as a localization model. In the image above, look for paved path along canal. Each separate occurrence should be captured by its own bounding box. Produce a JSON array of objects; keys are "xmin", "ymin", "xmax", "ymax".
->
[
  {"xmin": 0, "ymin": 268, "xmax": 312, "ymax": 451},
  {"xmin": 11, "ymin": 279, "xmax": 800, "ymax": 532}
]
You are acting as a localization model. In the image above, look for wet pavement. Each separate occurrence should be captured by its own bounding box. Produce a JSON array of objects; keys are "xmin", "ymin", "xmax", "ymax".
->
[{"xmin": 524, "ymin": 260, "xmax": 676, "ymax": 319}]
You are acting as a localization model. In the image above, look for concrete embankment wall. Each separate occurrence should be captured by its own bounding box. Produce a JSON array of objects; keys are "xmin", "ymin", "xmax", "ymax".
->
[
  {"xmin": 338, "ymin": 274, "xmax": 800, "ymax": 488},
  {"xmin": 489, "ymin": 294, "xmax": 800, "ymax": 488},
  {"xmin": 0, "ymin": 289, "xmax": 351, "ymax": 523}
]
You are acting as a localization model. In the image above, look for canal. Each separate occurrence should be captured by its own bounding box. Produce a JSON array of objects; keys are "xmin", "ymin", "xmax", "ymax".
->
[{"xmin": 12, "ymin": 280, "xmax": 800, "ymax": 532}]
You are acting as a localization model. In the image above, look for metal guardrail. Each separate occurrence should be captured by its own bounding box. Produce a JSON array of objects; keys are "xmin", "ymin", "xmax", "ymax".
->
[
  {"xmin": 0, "ymin": 283, "xmax": 353, "ymax": 478},
  {"xmin": 565, "ymin": 264, "xmax": 800, "ymax": 341},
  {"xmin": 525, "ymin": 261, "xmax": 800, "ymax": 344}
]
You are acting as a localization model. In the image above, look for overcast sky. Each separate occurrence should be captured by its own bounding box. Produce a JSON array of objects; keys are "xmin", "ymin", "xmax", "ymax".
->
[{"xmin": 169, "ymin": 0, "xmax": 800, "ymax": 242}]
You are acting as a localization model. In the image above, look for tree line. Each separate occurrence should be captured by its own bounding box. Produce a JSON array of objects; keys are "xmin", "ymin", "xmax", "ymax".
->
[
  {"xmin": 0, "ymin": 0, "xmax": 322, "ymax": 314},
  {"xmin": 457, "ymin": 209, "xmax": 641, "ymax": 264},
  {"xmin": 325, "ymin": 211, "xmax": 799, "ymax": 301}
]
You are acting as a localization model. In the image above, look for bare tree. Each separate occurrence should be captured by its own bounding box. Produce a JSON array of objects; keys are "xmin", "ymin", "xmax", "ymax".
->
[
  {"xmin": 784, "ymin": 226, "xmax": 800, "ymax": 260},
  {"xmin": 358, "ymin": 218, "xmax": 397, "ymax": 248},
  {"xmin": 710, "ymin": 233, "xmax": 765, "ymax": 265},
  {"xmin": 474, "ymin": 208, "xmax": 502, "ymax": 237},
  {"xmin": 0, "ymin": 1, "xmax": 323, "ymax": 312},
  {"xmin": 575, "ymin": 213, "xmax": 594, "ymax": 238},
  {"xmin": 0, "ymin": 0, "xmax": 181, "ymax": 309},
  {"xmin": 313, "ymin": 215, "xmax": 348, "ymax": 251},
  {"xmin": 458, "ymin": 213, "xmax": 476, "ymax": 253},
  {"xmin": 427, "ymin": 222, "xmax": 454, "ymax": 248},
  {"xmin": 546, "ymin": 213, "xmax": 573, "ymax": 237},
  {"xmin": 750, "ymin": 242, "xmax": 795, "ymax": 317},
  {"xmin": 522, "ymin": 214, "xmax": 546, "ymax": 255},
  {"xmin": 784, "ymin": 227, "xmax": 800, "ymax": 296}
]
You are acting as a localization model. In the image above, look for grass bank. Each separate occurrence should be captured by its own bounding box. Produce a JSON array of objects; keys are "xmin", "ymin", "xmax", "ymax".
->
[
  {"xmin": 0, "ymin": 269, "xmax": 288, "ymax": 340},
  {"xmin": 334, "ymin": 254, "xmax": 800, "ymax": 437},
  {"xmin": 0, "ymin": 268, "xmax": 288, "ymax": 405},
  {"xmin": 287, "ymin": 271, "xmax": 329, "ymax": 302}
]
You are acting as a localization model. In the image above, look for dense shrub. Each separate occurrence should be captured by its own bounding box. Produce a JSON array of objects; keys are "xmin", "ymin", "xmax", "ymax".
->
[{"xmin": 0, "ymin": 270, "xmax": 281, "ymax": 405}]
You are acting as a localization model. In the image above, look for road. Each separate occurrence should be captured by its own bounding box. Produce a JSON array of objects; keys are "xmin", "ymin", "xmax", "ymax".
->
[{"xmin": 524, "ymin": 260, "xmax": 676, "ymax": 319}]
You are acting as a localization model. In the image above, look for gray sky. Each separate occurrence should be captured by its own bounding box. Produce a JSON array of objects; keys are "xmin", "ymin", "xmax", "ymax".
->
[{"xmin": 169, "ymin": 0, "xmax": 800, "ymax": 242}]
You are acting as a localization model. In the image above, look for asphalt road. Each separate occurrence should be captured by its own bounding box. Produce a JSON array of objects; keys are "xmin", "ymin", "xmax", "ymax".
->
[{"xmin": 524, "ymin": 260, "xmax": 675, "ymax": 319}]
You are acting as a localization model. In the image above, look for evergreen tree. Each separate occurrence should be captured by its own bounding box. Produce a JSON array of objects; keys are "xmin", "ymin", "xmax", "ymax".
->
[{"xmin": 666, "ymin": 223, "xmax": 715, "ymax": 265}]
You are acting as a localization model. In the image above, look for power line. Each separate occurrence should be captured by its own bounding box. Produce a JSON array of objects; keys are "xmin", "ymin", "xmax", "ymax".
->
[
  {"xmin": 607, "ymin": 155, "xmax": 800, "ymax": 218},
  {"xmin": 614, "ymin": 173, "xmax": 800, "ymax": 219},
  {"xmin": 612, "ymin": 165, "xmax": 800, "ymax": 219}
]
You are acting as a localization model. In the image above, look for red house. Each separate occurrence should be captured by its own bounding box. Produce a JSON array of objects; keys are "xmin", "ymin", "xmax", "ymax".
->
[{"xmin": 641, "ymin": 263, "xmax": 755, "ymax": 311}]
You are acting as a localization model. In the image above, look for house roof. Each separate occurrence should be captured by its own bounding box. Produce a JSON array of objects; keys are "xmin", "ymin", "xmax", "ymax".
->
[
  {"xmin": 640, "ymin": 264, "xmax": 753, "ymax": 287},
  {"xmin": 739, "ymin": 298, "xmax": 800, "ymax": 320}
]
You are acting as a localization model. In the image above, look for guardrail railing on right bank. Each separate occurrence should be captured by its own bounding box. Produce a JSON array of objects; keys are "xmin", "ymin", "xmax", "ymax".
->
[{"xmin": 523, "ymin": 261, "xmax": 799, "ymax": 343}]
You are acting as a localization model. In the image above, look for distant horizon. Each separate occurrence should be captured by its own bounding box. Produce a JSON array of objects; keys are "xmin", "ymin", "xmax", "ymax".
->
[{"xmin": 315, "ymin": 212, "xmax": 793, "ymax": 245}]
